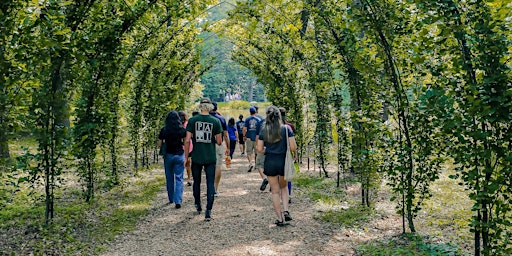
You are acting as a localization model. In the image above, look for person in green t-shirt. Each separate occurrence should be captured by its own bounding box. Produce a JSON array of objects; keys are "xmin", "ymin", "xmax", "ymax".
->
[{"xmin": 184, "ymin": 98, "xmax": 222, "ymax": 221}]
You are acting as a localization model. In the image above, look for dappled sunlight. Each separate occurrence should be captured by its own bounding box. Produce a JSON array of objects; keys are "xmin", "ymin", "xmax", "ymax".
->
[
  {"xmin": 215, "ymin": 239, "xmax": 304, "ymax": 256},
  {"xmin": 315, "ymin": 200, "xmax": 350, "ymax": 212},
  {"xmin": 119, "ymin": 203, "xmax": 149, "ymax": 211}
]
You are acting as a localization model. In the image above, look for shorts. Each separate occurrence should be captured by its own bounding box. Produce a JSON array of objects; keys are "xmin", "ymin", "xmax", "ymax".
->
[
  {"xmin": 263, "ymin": 153, "xmax": 286, "ymax": 177},
  {"xmin": 238, "ymin": 135, "xmax": 245, "ymax": 144},
  {"xmin": 245, "ymin": 140, "xmax": 256, "ymax": 155},
  {"xmin": 216, "ymin": 143, "xmax": 226, "ymax": 166},
  {"xmin": 256, "ymin": 153, "xmax": 265, "ymax": 169}
]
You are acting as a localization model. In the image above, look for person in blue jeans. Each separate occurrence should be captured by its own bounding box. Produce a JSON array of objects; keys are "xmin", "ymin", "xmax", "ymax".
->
[{"xmin": 158, "ymin": 111, "xmax": 186, "ymax": 208}]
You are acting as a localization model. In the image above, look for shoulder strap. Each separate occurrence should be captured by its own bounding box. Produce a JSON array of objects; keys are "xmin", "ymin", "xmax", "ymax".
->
[{"xmin": 285, "ymin": 125, "xmax": 289, "ymax": 147}]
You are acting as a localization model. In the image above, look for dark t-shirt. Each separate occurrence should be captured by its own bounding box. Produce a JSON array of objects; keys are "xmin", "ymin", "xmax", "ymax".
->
[
  {"xmin": 244, "ymin": 116, "xmax": 261, "ymax": 141},
  {"xmin": 258, "ymin": 125, "xmax": 294, "ymax": 155},
  {"xmin": 257, "ymin": 118, "xmax": 265, "ymax": 138},
  {"xmin": 186, "ymin": 114, "xmax": 223, "ymax": 164},
  {"xmin": 158, "ymin": 127, "xmax": 186, "ymax": 155},
  {"xmin": 210, "ymin": 112, "xmax": 228, "ymax": 142},
  {"xmin": 236, "ymin": 120, "xmax": 245, "ymax": 135},
  {"xmin": 210, "ymin": 112, "xmax": 227, "ymax": 131}
]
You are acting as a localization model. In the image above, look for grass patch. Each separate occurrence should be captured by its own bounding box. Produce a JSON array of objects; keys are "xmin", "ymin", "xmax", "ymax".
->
[
  {"xmin": 295, "ymin": 174, "xmax": 345, "ymax": 203},
  {"xmin": 0, "ymin": 167, "xmax": 165, "ymax": 255},
  {"xmin": 317, "ymin": 205, "xmax": 374, "ymax": 227},
  {"xmin": 355, "ymin": 233, "xmax": 465, "ymax": 256},
  {"xmin": 295, "ymin": 173, "xmax": 372, "ymax": 226}
]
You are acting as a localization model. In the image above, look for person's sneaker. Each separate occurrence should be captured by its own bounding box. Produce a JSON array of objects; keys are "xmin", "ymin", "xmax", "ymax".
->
[
  {"xmin": 195, "ymin": 204, "xmax": 202, "ymax": 213},
  {"xmin": 205, "ymin": 210, "xmax": 212, "ymax": 221},
  {"xmin": 260, "ymin": 178, "xmax": 268, "ymax": 191},
  {"xmin": 248, "ymin": 164, "xmax": 253, "ymax": 172},
  {"xmin": 175, "ymin": 204, "xmax": 181, "ymax": 209},
  {"xmin": 288, "ymin": 198, "xmax": 292, "ymax": 204},
  {"xmin": 214, "ymin": 191, "xmax": 219, "ymax": 197}
]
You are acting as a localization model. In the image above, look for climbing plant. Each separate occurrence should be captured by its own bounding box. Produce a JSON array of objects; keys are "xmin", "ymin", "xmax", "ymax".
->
[{"xmin": 414, "ymin": 0, "xmax": 512, "ymax": 254}]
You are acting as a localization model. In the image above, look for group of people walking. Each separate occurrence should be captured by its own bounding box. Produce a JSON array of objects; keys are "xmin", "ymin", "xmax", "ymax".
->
[{"xmin": 157, "ymin": 98, "xmax": 297, "ymax": 226}]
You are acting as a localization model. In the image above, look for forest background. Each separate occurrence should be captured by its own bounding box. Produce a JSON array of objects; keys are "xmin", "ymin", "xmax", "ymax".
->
[{"xmin": 0, "ymin": 0, "xmax": 511, "ymax": 255}]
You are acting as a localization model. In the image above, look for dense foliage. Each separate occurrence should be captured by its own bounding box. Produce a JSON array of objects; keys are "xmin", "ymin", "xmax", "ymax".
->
[
  {"xmin": 0, "ymin": 0, "xmax": 214, "ymax": 221},
  {"xmin": 1, "ymin": 0, "xmax": 511, "ymax": 255},
  {"xmin": 216, "ymin": 0, "xmax": 511, "ymax": 255}
]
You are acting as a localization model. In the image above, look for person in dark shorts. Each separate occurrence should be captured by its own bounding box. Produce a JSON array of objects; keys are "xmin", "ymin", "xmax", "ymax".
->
[
  {"xmin": 257, "ymin": 106, "xmax": 297, "ymax": 226},
  {"xmin": 236, "ymin": 114, "xmax": 245, "ymax": 156}
]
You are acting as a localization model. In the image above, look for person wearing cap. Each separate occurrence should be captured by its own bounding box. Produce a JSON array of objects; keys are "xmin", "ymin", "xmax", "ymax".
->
[
  {"xmin": 254, "ymin": 107, "xmax": 268, "ymax": 192},
  {"xmin": 209, "ymin": 102, "xmax": 229, "ymax": 196},
  {"xmin": 243, "ymin": 107, "xmax": 261, "ymax": 172},
  {"xmin": 253, "ymin": 105, "xmax": 264, "ymax": 122},
  {"xmin": 236, "ymin": 114, "xmax": 245, "ymax": 156},
  {"xmin": 184, "ymin": 98, "xmax": 223, "ymax": 221}
]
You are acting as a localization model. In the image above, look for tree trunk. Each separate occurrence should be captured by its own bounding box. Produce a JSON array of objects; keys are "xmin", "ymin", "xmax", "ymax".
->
[
  {"xmin": 475, "ymin": 209, "xmax": 481, "ymax": 256},
  {"xmin": 0, "ymin": 115, "xmax": 10, "ymax": 164}
]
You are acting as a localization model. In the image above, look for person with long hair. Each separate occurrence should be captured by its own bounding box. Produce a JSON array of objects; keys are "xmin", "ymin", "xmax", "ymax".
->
[
  {"xmin": 227, "ymin": 117, "xmax": 238, "ymax": 160},
  {"xmin": 256, "ymin": 105, "xmax": 297, "ymax": 226},
  {"xmin": 158, "ymin": 111, "xmax": 187, "ymax": 208}
]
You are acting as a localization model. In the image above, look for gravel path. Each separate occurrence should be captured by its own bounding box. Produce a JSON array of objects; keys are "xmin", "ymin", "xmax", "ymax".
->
[{"xmin": 101, "ymin": 154, "xmax": 401, "ymax": 256}]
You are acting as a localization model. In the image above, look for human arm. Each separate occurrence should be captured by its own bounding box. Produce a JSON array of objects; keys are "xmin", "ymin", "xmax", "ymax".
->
[
  {"xmin": 242, "ymin": 127, "xmax": 247, "ymax": 141},
  {"xmin": 223, "ymin": 131, "xmax": 229, "ymax": 155},
  {"xmin": 215, "ymin": 133, "xmax": 222, "ymax": 145},
  {"xmin": 184, "ymin": 131, "xmax": 192, "ymax": 159},
  {"xmin": 256, "ymin": 137, "xmax": 265, "ymax": 154}
]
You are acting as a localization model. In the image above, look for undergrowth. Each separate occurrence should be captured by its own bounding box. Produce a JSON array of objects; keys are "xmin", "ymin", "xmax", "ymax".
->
[
  {"xmin": 355, "ymin": 233, "xmax": 465, "ymax": 256},
  {"xmin": 0, "ymin": 167, "xmax": 165, "ymax": 255},
  {"xmin": 295, "ymin": 172, "xmax": 468, "ymax": 255}
]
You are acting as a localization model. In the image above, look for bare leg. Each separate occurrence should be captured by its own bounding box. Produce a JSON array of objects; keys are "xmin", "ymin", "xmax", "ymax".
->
[
  {"xmin": 214, "ymin": 165, "xmax": 222, "ymax": 192},
  {"xmin": 279, "ymin": 176, "xmax": 289, "ymax": 212},
  {"xmin": 186, "ymin": 158, "xmax": 192, "ymax": 185},
  {"xmin": 267, "ymin": 176, "xmax": 283, "ymax": 221},
  {"xmin": 258, "ymin": 167, "xmax": 266, "ymax": 179},
  {"xmin": 246, "ymin": 153, "xmax": 253, "ymax": 165}
]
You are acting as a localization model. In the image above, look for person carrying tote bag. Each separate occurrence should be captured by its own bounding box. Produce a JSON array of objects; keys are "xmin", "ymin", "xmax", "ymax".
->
[{"xmin": 257, "ymin": 106, "xmax": 297, "ymax": 227}]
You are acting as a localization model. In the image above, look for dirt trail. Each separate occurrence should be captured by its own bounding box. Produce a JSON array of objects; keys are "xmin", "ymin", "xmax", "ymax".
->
[{"xmin": 101, "ymin": 154, "xmax": 400, "ymax": 256}]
